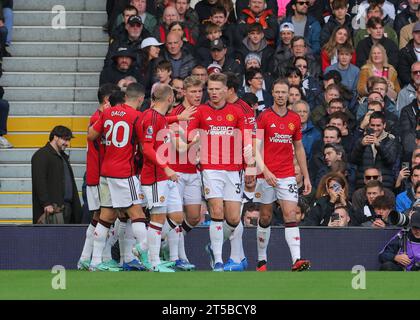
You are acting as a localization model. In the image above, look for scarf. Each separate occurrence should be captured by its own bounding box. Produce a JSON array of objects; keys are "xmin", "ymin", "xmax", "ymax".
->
[{"xmin": 371, "ymin": 131, "xmax": 394, "ymax": 160}]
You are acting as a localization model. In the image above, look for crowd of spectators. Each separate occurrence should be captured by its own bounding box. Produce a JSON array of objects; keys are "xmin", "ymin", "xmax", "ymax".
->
[{"xmin": 102, "ymin": 0, "xmax": 420, "ymax": 229}]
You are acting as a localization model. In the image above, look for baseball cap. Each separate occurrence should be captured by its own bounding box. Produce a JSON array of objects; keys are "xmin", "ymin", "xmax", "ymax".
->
[
  {"xmin": 207, "ymin": 63, "xmax": 222, "ymax": 74},
  {"xmin": 128, "ymin": 15, "xmax": 143, "ymax": 25},
  {"xmin": 111, "ymin": 47, "xmax": 136, "ymax": 60},
  {"xmin": 210, "ymin": 39, "xmax": 226, "ymax": 51},
  {"xmin": 141, "ymin": 37, "xmax": 163, "ymax": 49},
  {"xmin": 410, "ymin": 210, "xmax": 420, "ymax": 228},
  {"xmin": 280, "ymin": 22, "xmax": 295, "ymax": 33},
  {"xmin": 414, "ymin": 21, "xmax": 420, "ymax": 33}
]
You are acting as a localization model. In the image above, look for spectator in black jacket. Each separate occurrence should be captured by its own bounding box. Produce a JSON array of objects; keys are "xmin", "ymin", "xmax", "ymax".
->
[
  {"xmin": 399, "ymin": 84, "xmax": 420, "ymax": 162},
  {"xmin": 393, "ymin": 0, "xmax": 418, "ymax": 37},
  {"xmin": 350, "ymin": 111, "xmax": 399, "ymax": 189},
  {"xmin": 303, "ymin": 172, "xmax": 353, "ymax": 226},
  {"xmin": 320, "ymin": 0, "xmax": 353, "ymax": 47},
  {"xmin": 355, "ymin": 16, "xmax": 399, "ymax": 69},
  {"xmin": 110, "ymin": 5, "xmax": 138, "ymax": 41},
  {"xmin": 208, "ymin": 38, "xmax": 242, "ymax": 76},
  {"xmin": 398, "ymin": 22, "xmax": 420, "ymax": 87},
  {"xmin": 100, "ymin": 47, "xmax": 143, "ymax": 86}
]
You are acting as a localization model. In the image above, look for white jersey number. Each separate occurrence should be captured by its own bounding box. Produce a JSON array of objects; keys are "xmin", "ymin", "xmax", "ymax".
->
[{"xmin": 104, "ymin": 120, "xmax": 130, "ymax": 148}]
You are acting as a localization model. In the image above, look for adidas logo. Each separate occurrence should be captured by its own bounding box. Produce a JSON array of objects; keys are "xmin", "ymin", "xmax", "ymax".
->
[
  {"xmin": 270, "ymin": 123, "xmax": 276, "ymax": 128},
  {"xmin": 206, "ymin": 116, "xmax": 212, "ymax": 121}
]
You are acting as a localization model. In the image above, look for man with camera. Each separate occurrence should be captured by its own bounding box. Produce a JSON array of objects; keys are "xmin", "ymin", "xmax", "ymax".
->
[
  {"xmin": 379, "ymin": 210, "xmax": 420, "ymax": 271},
  {"xmin": 350, "ymin": 111, "xmax": 399, "ymax": 190},
  {"xmin": 362, "ymin": 195, "xmax": 394, "ymax": 228}
]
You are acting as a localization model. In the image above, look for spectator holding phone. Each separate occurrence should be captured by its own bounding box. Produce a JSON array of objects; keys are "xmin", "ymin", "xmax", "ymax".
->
[
  {"xmin": 396, "ymin": 166, "xmax": 420, "ymax": 214},
  {"xmin": 361, "ymin": 195, "xmax": 394, "ymax": 228},
  {"xmin": 303, "ymin": 172, "xmax": 352, "ymax": 226},
  {"xmin": 327, "ymin": 205, "xmax": 351, "ymax": 227},
  {"xmin": 350, "ymin": 111, "xmax": 399, "ymax": 190}
]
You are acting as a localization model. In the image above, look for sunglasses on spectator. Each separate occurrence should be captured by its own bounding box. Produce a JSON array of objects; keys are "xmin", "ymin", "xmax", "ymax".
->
[
  {"xmin": 297, "ymin": 1, "xmax": 309, "ymax": 5},
  {"xmin": 412, "ymin": 70, "xmax": 420, "ymax": 75},
  {"xmin": 365, "ymin": 175, "xmax": 379, "ymax": 180}
]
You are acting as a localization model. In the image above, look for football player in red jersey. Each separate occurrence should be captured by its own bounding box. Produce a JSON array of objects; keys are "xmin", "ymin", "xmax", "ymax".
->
[
  {"xmin": 87, "ymin": 83, "xmax": 149, "ymax": 271},
  {"xmin": 254, "ymin": 79, "xmax": 312, "ymax": 272},
  {"xmin": 222, "ymin": 72, "xmax": 256, "ymax": 271},
  {"xmin": 188, "ymin": 73, "xmax": 251, "ymax": 271},
  {"xmin": 164, "ymin": 76, "xmax": 204, "ymax": 270},
  {"xmin": 77, "ymin": 83, "xmax": 120, "ymax": 270},
  {"xmin": 139, "ymin": 83, "xmax": 188, "ymax": 272}
]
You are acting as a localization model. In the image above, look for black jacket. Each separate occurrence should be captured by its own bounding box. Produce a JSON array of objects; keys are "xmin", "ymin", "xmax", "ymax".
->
[
  {"xmin": 394, "ymin": 7, "xmax": 417, "ymax": 37},
  {"xmin": 320, "ymin": 14, "xmax": 353, "ymax": 47},
  {"xmin": 356, "ymin": 36, "xmax": 399, "ymax": 69},
  {"xmin": 350, "ymin": 133, "xmax": 400, "ymax": 189},
  {"xmin": 398, "ymin": 39, "xmax": 418, "ymax": 87},
  {"xmin": 303, "ymin": 196, "xmax": 354, "ymax": 226},
  {"xmin": 99, "ymin": 63, "xmax": 142, "ymax": 86},
  {"xmin": 31, "ymin": 143, "xmax": 81, "ymax": 224},
  {"xmin": 399, "ymin": 99, "xmax": 419, "ymax": 161},
  {"xmin": 236, "ymin": 38, "xmax": 275, "ymax": 74}
]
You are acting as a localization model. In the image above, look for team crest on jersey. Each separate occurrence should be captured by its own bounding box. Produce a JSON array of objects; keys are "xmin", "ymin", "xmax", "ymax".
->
[
  {"xmin": 139, "ymin": 193, "xmax": 145, "ymax": 200},
  {"xmin": 288, "ymin": 123, "xmax": 295, "ymax": 131},
  {"xmin": 255, "ymin": 192, "xmax": 261, "ymax": 198},
  {"xmin": 204, "ymin": 187, "xmax": 210, "ymax": 195},
  {"xmin": 159, "ymin": 196, "xmax": 165, "ymax": 202},
  {"xmin": 226, "ymin": 114, "xmax": 235, "ymax": 121},
  {"xmin": 147, "ymin": 126, "xmax": 153, "ymax": 135}
]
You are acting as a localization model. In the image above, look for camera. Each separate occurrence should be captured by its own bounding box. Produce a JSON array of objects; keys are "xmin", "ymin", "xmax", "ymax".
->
[{"xmin": 388, "ymin": 209, "xmax": 414, "ymax": 227}]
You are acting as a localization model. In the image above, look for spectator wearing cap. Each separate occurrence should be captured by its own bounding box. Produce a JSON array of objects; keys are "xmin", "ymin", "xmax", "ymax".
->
[
  {"xmin": 282, "ymin": 0, "xmax": 321, "ymax": 56},
  {"xmin": 236, "ymin": 23, "xmax": 275, "ymax": 74},
  {"xmin": 241, "ymin": 53, "xmax": 274, "ymax": 96},
  {"xmin": 355, "ymin": 16, "xmax": 399, "ymax": 69},
  {"xmin": 207, "ymin": 62, "xmax": 223, "ymax": 75},
  {"xmin": 237, "ymin": 0, "xmax": 279, "ymax": 47},
  {"xmin": 273, "ymin": 22, "xmax": 294, "ymax": 78},
  {"xmin": 320, "ymin": 0, "xmax": 353, "ymax": 47},
  {"xmin": 161, "ymin": 32, "xmax": 197, "ymax": 79},
  {"xmin": 112, "ymin": 2, "xmax": 157, "ymax": 38},
  {"xmin": 396, "ymin": 62, "xmax": 420, "ymax": 117},
  {"xmin": 398, "ymin": 21, "xmax": 420, "ymax": 87},
  {"xmin": 209, "ymin": 38, "xmax": 243, "ymax": 76},
  {"xmin": 400, "ymin": 85, "xmax": 420, "ymax": 162},
  {"xmin": 139, "ymin": 37, "xmax": 164, "ymax": 96},
  {"xmin": 105, "ymin": 15, "xmax": 151, "ymax": 66},
  {"xmin": 100, "ymin": 47, "xmax": 143, "ymax": 86},
  {"xmin": 110, "ymin": 5, "xmax": 139, "ymax": 42},
  {"xmin": 325, "ymin": 43, "xmax": 360, "ymax": 95}
]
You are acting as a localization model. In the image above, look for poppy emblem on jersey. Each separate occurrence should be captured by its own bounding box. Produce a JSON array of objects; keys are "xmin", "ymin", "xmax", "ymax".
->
[
  {"xmin": 279, "ymin": 124, "xmax": 284, "ymax": 129},
  {"xmin": 255, "ymin": 192, "xmax": 261, "ymax": 198},
  {"xmin": 226, "ymin": 114, "xmax": 235, "ymax": 121},
  {"xmin": 288, "ymin": 123, "xmax": 295, "ymax": 131},
  {"xmin": 160, "ymin": 196, "xmax": 165, "ymax": 202},
  {"xmin": 204, "ymin": 187, "xmax": 210, "ymax": 195},
  {"xmin": 217, "ymin": 116, "xmax": 222, "ymax": 121},
  {"xmin": 147, "ymin": 126, "xmax": 153, "ymax": 135}
]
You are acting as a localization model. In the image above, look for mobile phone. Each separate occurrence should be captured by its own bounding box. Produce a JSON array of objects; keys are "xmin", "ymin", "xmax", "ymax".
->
[
  {"xmin": 402, "ymin": 162, "xmax": 410, "ymax": 170},
  {"xmin": 331, "ymin": 213, "xmax": 340, "ymax": 222},
  {"xmin": 365, "ymin": 128, "xmax": 374, "ymax": 136},
  {"xmin": 332, "ymin": 182, "xmax": 341, "ymax": 193}
]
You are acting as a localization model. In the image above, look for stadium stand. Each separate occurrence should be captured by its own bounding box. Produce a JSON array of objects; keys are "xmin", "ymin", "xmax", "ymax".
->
[{"xmin": 0, "ymin": 0, "xmax": 108, "ymax": 223}]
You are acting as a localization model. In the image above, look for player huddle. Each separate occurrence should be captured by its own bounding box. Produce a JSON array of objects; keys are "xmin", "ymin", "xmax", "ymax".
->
[{"xmin": 78, "ymin": 72, "xmax": 312, "ymax": 272}]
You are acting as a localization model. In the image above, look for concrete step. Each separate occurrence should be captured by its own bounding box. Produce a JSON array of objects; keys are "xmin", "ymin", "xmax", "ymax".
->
[
  {"xmin": 0, "ymin": 206, "xmax": 32, "ymax": 220},
  {"xmin": 0, "ymin": 178, "xmax": 83, "ymax": 192},
  {"xmin": 9, "ymin": 42, "xmax": 108, "ymax": 57},
  {"xmin": 3, "ymin": 57, "xmax": 103, "ymax": 72},
  {"xmin": 4, "ymin": 87, "xmax": 97, "ymax": 102},
  {"xmin": 9, "ymin": 101, "xmax": 98, "ymax": 116},
  {"xmin": 0, "ymin": 163, "xmax": 86, "ymax": 178},
  {"xmin": 8, "ymin": 116, "xmax": 89, "ymax": 132},
  {"xmin": 14, "ymin": 11, "xmax": 107, "ymax": 27},
  {"xmin": 0, "ymin": 192, "xmax": 83, "ymax": 204},
  {"xmin": 0, "ymin": 72, "xmax": 100, "ymax": 87},
  {"xmin": 4, "ymin": 132, "xmax": 86, "ymax": 148},
  {"xmin": 14, "ymin": 0, "xmax": 106, "ymax": 11},
  {"xmin": 13, "ymin": 26, "xmax": 108, "ymax": 42},
  {"xmin": 0, "ymin": 148, "xmax": 86, "ymax": 163}
]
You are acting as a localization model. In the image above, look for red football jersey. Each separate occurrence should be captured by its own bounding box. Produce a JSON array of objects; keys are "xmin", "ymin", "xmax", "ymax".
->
[
  {"xmin": 187, "ymin": 102, "xmax": 246, "ymax": 171},
  {"xmin": 166, "ymin": 104, "xmax": 198, "ymax": 174},
  {"xmin": 92, "ymin": 104, "xmax": 141, "ymax": 178},
  {"xmin": 256, "ymin": 108, "xmax": 302, "ymax": 178},
  {"xmin": 86, "ymin": 109, "xmax": 105, "ymax": 185},
  {"xmin": 140, "ymin": 108, "xmax": 172, "ymax": 185}
]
